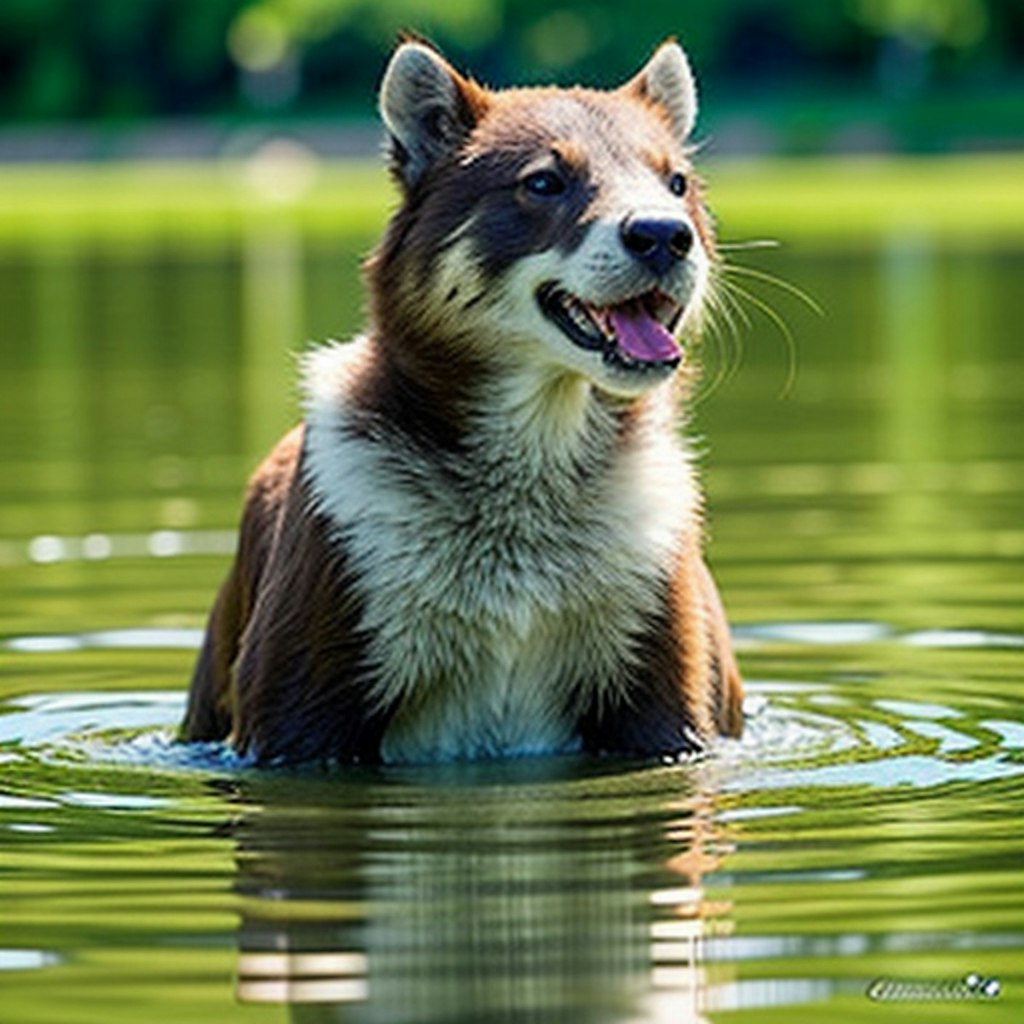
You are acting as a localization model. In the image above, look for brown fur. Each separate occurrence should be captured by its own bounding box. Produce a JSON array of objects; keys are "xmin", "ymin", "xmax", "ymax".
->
[
  {"xmin": 182, "ymin": 40, "xmax": 743, "ymax": 765},
  {"xmin": 183, "ymin": 426, "xmax": 393, "ymax": 763}
]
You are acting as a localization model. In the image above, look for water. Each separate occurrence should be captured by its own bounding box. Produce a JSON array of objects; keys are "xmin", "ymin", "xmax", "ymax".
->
[{"xmin": 1, "ymin": 224, "xmax": 1022, "ymax": 1022}]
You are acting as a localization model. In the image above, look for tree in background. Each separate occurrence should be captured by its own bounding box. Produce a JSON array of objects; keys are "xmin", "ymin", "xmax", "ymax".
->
[{"xmin": 0, "ymin": 0, "xmax": 1021, "ymax": 131}]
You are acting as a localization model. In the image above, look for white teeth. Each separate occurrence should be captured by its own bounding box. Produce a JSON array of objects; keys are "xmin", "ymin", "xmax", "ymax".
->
[
  {"xmin": 588, "ymin": 304, "xmax": 613, "ymax": 335},
  {"xmin": 565, "ymin": 295, "xmax": 607, "ymax": 341},
  {"xmin": 539, "ymin": 284, "xmax": 683, "ymax": 363}
]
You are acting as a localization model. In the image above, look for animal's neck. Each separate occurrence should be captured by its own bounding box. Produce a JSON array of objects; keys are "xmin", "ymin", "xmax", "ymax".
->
[
  {"xmin": 313, "ymin": 331, "xmax": 687, "ymax": 539},
  {"xmin": 471, "ymin": 365, "xmax": 629, "ymax": 485},
  {"xmin": 303, "ymin": 335, "xmax": 697, "ymax": 603},
  {"xmin": 363, "ymin": 330, "xmax": 647, "ymax": 468}
]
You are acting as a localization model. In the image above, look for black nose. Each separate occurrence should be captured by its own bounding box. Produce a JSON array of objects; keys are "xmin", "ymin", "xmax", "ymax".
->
[{"xmin": 620, "ymin": 216, "xmax": 694, "ymax": 277}]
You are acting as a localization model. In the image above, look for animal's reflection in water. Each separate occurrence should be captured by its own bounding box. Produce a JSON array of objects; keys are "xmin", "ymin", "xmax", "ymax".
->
[{"xmin": 228, "ymin": 759, "xmax": 734, "ymax": 1023}]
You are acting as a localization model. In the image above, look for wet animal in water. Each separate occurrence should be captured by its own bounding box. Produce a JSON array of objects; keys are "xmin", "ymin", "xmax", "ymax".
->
[{"xmin": 181, "ymin": 38, "xmax": 744, "ymax": 764}]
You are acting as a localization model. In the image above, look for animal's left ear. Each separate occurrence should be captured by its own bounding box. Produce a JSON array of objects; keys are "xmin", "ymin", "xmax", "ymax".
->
[{"xmin": 622, "ymin": 40, "xmax": 698, "ymax": 144}]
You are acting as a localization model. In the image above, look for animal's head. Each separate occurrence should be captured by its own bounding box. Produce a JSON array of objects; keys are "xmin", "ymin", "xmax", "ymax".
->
[{"xmin": 368, "ymin": 39, "xmax": 714, "ymax": 401}]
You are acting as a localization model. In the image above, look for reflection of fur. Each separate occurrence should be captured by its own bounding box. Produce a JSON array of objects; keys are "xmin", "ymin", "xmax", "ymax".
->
[
  {"xmin": 233, "ymin": 766, "xmax": 724, "ymax": 1022},
  {"xmin": 182, "ymin": 39, "xmax": 743, "ymax": 765}
]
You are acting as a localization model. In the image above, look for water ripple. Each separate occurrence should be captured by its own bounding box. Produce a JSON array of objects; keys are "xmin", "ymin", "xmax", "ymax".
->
[
  {"xmin": 1, "ymin": 619, "xmax": 1021, "ymax": 804},
  {"xmin": 5, "ymin": 628, "xmax": 203, "ymax": 654},
  {"xmin": 0, "ymin": 529, "xmax": 238, "ymax": 568}
]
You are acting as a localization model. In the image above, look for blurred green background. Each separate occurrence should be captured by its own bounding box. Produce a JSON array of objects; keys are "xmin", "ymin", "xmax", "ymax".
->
[
  {"xmin": 1, "ymin": 0, "xmax": 1022, "ymax": 157},
  {"xmin": 2, "ymin": 9, "xmax": 1024, "ymax": 1023}
]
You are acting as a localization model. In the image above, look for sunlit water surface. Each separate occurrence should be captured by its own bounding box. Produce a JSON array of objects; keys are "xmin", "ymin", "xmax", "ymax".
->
[{"xmin": 1, "ymin": 233, "xmax": 1022, "ymax": 1023}]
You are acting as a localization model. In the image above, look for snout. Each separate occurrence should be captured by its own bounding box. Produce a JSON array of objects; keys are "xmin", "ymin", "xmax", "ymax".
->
[{"xmin": 620, "ymin": 216, "xmax": 694, "ymax": 278}]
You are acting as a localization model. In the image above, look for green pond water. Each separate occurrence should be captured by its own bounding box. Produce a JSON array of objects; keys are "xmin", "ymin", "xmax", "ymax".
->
[{"xmin": 1, "ymin": 220, "xmax": 1022, "ymax": 1023}]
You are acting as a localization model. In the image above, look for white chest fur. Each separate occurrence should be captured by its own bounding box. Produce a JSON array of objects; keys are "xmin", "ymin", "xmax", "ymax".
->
[{"xmin": 302, "ymin": 341, "xmax": 698, "ymax": 763}]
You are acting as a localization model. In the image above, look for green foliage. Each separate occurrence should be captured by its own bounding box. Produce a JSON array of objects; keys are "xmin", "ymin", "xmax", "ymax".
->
[
  {"xmin": 851, "ymin": 0, "xmax": 990, "ymax": 48},
  {"xmin": 0, "ymin": 0, "xmax": 1021, "ymax": 123}
]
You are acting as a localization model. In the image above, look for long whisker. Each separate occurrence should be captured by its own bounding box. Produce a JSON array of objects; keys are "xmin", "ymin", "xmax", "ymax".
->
[
  {"xmin": 717, "ymin": 239, "xmax": 780, "ymax": 252},
  {"xmin": 696, "ymin": 280, "xmax": 746, "ymax": 401},
  {"xmin": 720, "ymin": 263, "xmax": 825, "ymax": 317},
  {"xmin": 710, "ymin": 286, "xmax": 747, "ymax": 380},
  {"xmin": 714, "ymin": 276, "xmax": 753, "ymax": 332},
  {"xmin": 720, "ymin": 278, "xmax": 799, "ymax": 399},
  {"xmin": 720, "ymin": 285, "xmax": 753, "ymax": 387},
  {"xmin": 690, "ymin": 293, "xmax": 725, "ymax": 401},
  {"xmin": 690, "ymin": 301, "xmax": 728, "ymax": 402}
]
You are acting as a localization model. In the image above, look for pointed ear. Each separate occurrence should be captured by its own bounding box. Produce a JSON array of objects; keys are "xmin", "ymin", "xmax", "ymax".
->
[
  {"xmin": 622, "ymin": 41, "xmax": 698, "ymax": 144},
  {"xmin": 378, "ymin": 41, "xmax": 488, "ymax": 189}
]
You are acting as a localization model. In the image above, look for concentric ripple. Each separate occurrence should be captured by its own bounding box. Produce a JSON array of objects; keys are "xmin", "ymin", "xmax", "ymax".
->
[
  {"xmin": 2, "ymin": 618, "xmax": 1023, "ymax": 1021},
  {"xmin": 1, "ymin": 618, "xmax": 1022, "ymax": 785}
]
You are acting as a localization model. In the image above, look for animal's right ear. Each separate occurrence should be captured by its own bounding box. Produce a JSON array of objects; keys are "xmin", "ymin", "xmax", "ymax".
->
[{"xmin": 379, "ymin": 41, "xmax": 489, "ymax": 190}]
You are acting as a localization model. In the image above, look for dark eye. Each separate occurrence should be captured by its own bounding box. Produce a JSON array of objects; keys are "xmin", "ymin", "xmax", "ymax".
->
[
  {"xmin": 521, "ymin": 169, "xmax": 568, "ymax": 198},
  {"xmin": 668, "ymin": 171, "xmax": 688, "ymax": 198}
]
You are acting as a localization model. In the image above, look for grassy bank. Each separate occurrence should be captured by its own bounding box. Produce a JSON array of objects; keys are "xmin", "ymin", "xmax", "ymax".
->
[{"xmin": 1, "ymin": 152, "xmax": 1023, "ymax": 246}]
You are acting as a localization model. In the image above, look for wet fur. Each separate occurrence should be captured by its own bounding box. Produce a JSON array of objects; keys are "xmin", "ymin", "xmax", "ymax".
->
[{"xmin": 182, "ymin": 40, "xmax": 743, "ymax": 765}]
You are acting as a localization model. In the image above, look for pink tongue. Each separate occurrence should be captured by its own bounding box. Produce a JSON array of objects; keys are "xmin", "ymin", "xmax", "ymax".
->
[{"xmin": 608, "ymin": 308, "xmax": 682, "ymax": 362}]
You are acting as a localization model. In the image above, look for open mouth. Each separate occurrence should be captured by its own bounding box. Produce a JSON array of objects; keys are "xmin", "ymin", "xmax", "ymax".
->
[{"xmin": 537, "ymin": 283, "xmax": 684, "ymax": 372}]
